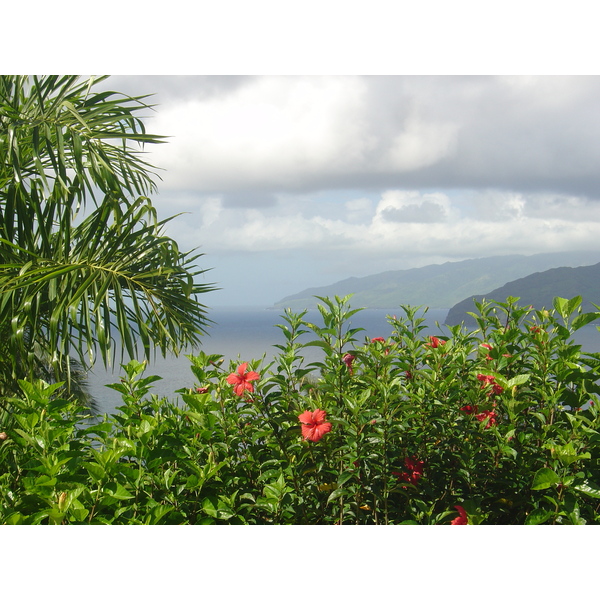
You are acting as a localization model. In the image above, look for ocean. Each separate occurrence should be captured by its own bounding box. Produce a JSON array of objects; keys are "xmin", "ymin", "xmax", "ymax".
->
[{"xmin": 85, "ymin": 306, "xmax": 600, "ymax": 415}]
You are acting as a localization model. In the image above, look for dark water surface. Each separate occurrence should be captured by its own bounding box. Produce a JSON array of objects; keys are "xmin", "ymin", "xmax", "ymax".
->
[{"xmin": 86, "ymin": 306, "xmax": 600, "ymax": 415}]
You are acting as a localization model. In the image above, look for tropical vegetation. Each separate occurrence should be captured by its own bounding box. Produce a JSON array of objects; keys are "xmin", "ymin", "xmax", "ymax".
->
[{"xmin": 2, "ymin": 294, "xmax": 600, "ymax": 524}]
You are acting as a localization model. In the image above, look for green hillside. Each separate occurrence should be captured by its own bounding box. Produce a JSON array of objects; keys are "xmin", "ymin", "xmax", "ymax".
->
[
  {"xmin": 274, "ymin": 251, "xmax": 600, "ymax": 310},
  {"xmin": 445, "ymin": 262, "xmax": 600, "ymax": 326}
]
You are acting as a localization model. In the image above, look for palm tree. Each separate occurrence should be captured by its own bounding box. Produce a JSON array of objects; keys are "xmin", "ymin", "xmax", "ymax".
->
[{"xmin": 0, "ymin": 75, "xmax": 214, "ymax": 397}]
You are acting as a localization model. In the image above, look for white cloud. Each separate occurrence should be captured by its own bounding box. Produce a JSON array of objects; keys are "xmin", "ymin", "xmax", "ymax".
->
[
  {"xmin": 165, "ymin": 189, "xmax": 600, "ymax": 261},
  {"xmin": 385, "ymin": 115, "xmax": 458, "ymax": 171},
  {"xmin": 374, "ymin": 190, "xmax": 453, "ymax": 224},
  {"xmin": 149, "ymin": 76, "xmax": 371, "ymax": 192}
]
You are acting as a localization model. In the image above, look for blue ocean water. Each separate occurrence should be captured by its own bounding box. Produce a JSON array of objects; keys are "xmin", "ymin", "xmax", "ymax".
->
[{"xmin": 86, "ymin": 306, "xmax": 600, "ymax": 415}]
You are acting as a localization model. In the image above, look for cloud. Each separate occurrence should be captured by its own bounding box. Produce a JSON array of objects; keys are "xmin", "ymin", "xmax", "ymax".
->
[
  {"xmin": 222, "ymin": 191, "xmax": 278, "ymax": 209},
  {"xmin": 381, "ymin": 201, "xmax": 449, "ymax": 224},
  {"xmin": 125, "ymin": 75, "xmax": 600, "ymax": 199},
  {"xmin": 385, "ymin": 115, "xmax": 458, "ymax": 172},
  {"xmin": 147, "ymin": 76, "xmax": 372, "ymax": 193},
  {"xmin": 105, "ymin": 75, "xmax": 256, "ymax": 103},
  {"xmin": 344, "ymin": 197, "xmax": 373, "ymax": 224},
  {"xmin": 375, "ymin": 190, "xmax": 451, "ymax": 223},
  {"xmin": 164, "ymin": 188, "xmax": 600, "ymax": 260}
]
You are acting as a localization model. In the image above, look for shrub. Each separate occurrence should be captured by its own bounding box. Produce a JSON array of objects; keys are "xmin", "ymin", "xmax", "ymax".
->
[{"xmin": 2, "ymin": 295, "xmax": 600, "ymax": 524}]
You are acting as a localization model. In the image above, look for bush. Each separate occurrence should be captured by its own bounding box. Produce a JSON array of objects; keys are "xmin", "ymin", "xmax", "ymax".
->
[{"xmin": 2, "ymin": 295, "xmax": 600, "ymax": 524}]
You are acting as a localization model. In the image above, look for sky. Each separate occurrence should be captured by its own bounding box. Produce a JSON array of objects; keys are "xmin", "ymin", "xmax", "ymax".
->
[
  {"xmin": 10, "ymin": 1, "xmax": 600, "ymax": 308},
  {"xmin": 94, "ymin": 74, "xmax": 600, "ymax": 306}
]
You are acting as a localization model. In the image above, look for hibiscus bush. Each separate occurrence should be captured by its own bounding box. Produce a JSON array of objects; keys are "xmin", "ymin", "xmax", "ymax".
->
[{"xmin": 2, "ymin": 294, "xmax": 600, "ymax": 524}]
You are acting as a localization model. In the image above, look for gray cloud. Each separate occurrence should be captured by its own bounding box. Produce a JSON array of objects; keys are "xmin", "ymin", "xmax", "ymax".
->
[
  {"xmin": 128, "ymin": 75, "xmax": 600, "ymax": 199},
  {"xmin": 381, "ymin": 200, "xmax": 448, "ymax": 223},
  {"xmin": 346, "ymin": 76, "xmax": 600, "ymax": 197},
  {"xmin": 103, "ymin": 75, "xmax": 255, "ymax": 103},
  {"xmin": 221, "ymin": 191, "xmax": 278, "ymax": 208}
]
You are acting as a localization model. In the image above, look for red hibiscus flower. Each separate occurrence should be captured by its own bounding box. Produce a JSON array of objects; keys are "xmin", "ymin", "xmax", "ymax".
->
[
  {"xmin": 477, "ymin": 374, "xmax": 495, "ymax": 386},
  {"xmin": 343, "ymin": 353, "xmax": 356, "ymax": 375},
  {"xmin": 298, "ymin": 409, "xmax": 332, "ymax": 442},
  {"xmin": 425, "ymin": 336, "xmax": 446, "ymax": 349},
  {"xmin": 480, "ymin": 343, "xmax": 493, "ymax": 361},
  {"xmin": 393, "ymin": 456, "xmax": 424, "ymax": 486},
  {"xmin": 475, "ymin": 409, "xmax": 497, "ymax": 429},
  {"xmin": 460, "ymin": 404, "xmax": 478, "ymax": 415},
  {"xmin": 450, "ymin": 505, "xmax": 468, "ymax": 525},
  {"xmin": 370, "ymin": 337, "xmax": 392, "ymax": 355},
  {"xmin": 226, "ymin": 362, "xmax": 260, "ymax": 397},
  {"xmin": 476, "ymin": 374, "xmax": 504, "ymax": 395}
]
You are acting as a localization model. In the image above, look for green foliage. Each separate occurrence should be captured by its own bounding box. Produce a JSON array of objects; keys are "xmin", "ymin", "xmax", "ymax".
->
[
  {"xmin": 0, "ymin": 75, "xmax": 214, "ymax": 396},
  {"xmin": 2, "ymin": 295, "xmax": 600, "ymax": 524}
]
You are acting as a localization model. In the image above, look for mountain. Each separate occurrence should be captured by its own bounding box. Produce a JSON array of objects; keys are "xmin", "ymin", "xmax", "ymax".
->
[
  {"xmin": 274, "ymin": 251, "xmax": 600, "ymax": 310},
  {"xmin": 444, "ymin": 262, "xmax": 600, "ymax": 327}
]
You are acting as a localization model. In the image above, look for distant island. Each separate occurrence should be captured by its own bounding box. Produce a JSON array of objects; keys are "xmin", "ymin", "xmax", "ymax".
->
[
  {"xmin": 444, "ymin": 262, "xmax": 600, "ymax": 326},
  {"xmin": 274, "ymin": 251, "xmax": 600, "ymax": 311}
]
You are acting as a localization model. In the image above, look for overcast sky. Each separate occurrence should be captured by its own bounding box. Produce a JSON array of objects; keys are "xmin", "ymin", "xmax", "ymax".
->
[{"xmin": 97, "ymin": 75, "xmax": 600, "ymax": 306}]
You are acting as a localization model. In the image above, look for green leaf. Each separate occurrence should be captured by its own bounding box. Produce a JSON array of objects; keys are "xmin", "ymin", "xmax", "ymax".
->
[
  {"xmin": 0, "ymin": 75, "xmax": 214, "ymax": 396},
  {"xmin": 337, "ymin": 471, "xmax": 356, "ymax": 487},
  {"xmin": 525, "ymin": 508, "xmax": 554, "ymax": 525},
  {"xmin": 105, "ymin": 482, "xmax": 135, "ymax": 500},
  {"xmin": 151, "ymin": 505, "xmax": 174, "ymax": 524},
  {"xmin": 180, "ymin": 394, "xmax": 206, "ymax": 412},
  {"xmin": 255, "ymin": 497, "xmax": 278, "ymax": 513},
  {"xmin": 550, "ymin": 442, "xmax": 591, "ymax": 466},
  {"xmin": 573, "ymin": 480, "xmax": 600, "ymax": 498},
  {"xmin": 327, "ymin": 486, "xmax": 351, "ymax": 504},
  {"xmin": 83, "ymin": 461, "xmax": 106, "ymax": 481},
  {"xmin": 531, "ymin": 467, "xmax": 560, "ymax": 490},
  {"xmin": 506, "ymin": 374, "xmax": 530, "ymax": 388},
  {"xmin": 571, "ymin": 312, "xmax": 599, "ymax": 331},
  {"xmin": 13, "ymin": 428, "xmax": 43, "ymax": 450},
  {"xmin": 554, "ymin": 295, "xmax": 582, "ymax": 322}
]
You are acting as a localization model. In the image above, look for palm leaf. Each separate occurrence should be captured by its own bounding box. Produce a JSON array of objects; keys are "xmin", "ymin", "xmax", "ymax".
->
[{"xmin": 0, "ymin": 76, "xmax": 215, "ymax": 398}]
